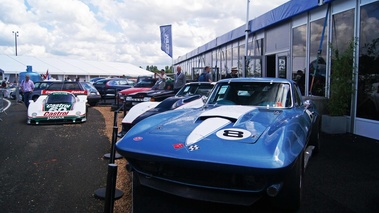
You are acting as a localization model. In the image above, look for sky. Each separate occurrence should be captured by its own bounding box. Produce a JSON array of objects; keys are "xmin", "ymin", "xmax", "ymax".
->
[{"xmin": 0, "ymin": 0, "xmax": 289, "ymax": 69}]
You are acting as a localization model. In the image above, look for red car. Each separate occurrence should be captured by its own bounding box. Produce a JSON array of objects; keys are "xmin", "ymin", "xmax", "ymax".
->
[{"xmin": 118, "ymin": 78, "xmax": 157, "ymax": 101}]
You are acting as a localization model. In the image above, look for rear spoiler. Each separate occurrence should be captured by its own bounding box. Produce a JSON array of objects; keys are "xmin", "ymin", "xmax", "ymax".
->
[{"xmin": 41, "ymin": 90, "xmax": 88, "ymax": 95}]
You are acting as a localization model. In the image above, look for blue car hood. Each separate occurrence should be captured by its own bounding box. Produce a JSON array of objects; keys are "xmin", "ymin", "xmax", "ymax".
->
[{"xmin": 149, "ymin": 105, "xmax": 281, "ymax": 145}]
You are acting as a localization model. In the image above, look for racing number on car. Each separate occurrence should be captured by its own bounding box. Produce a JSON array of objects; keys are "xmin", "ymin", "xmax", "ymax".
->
[
  {"xmin": 216, "ymin": 128, "xmax": 252, "ymax": 140},
  {"xmin": 223, "ymin": 129, "xmax": 243, "ymax": 138}
]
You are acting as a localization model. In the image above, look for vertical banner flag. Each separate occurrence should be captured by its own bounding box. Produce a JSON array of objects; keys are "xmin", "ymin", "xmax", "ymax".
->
[{"xmin": 160, "ymin": 25, "xmax": 173, "ymax": 58}]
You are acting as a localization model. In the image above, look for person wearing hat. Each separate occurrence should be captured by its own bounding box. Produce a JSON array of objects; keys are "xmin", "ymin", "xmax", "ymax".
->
[{"xmin": 225, "ymin": 67, "xmax": 238, "ymax": 78}]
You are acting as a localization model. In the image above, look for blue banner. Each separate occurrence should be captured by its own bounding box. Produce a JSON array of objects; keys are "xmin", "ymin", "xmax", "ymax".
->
[{"xmin": 160, "ymin": 25, "xmax": 172, "ymax": 58}]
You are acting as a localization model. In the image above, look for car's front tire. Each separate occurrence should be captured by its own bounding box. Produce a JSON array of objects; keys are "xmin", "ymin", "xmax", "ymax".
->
[
  {"xmin": 272, "ymin": 151, "xmax": 303, "ymax": 211},
  {"xmin": 310, "ymin": 118, "xmax": 321, "ymax": 154}
]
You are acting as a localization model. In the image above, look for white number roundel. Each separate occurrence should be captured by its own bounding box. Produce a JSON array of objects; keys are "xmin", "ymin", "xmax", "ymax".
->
[{"xmin": 216, "ymin": 128, "xmax": 252, "ymax": 140}]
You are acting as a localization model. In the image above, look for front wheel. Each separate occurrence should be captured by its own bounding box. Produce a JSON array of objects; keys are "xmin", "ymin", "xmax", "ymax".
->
[
  {"xmin": 310, "ymin": 118, "xmax": 320, "ymax": 154},
  {"xmin": 272, "ymin": 152, "xmax": 303, "ymax": 211}
]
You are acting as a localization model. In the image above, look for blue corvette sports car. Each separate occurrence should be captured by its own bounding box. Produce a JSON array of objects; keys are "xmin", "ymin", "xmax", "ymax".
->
[{"xmin": 116, "ymin": 77, "xmax": 320, "ymax": 211}]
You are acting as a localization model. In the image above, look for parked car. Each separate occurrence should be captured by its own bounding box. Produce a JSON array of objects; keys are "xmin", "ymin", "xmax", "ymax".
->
[
  {"xmin": 122, "ymin": 79, "xmax": 175, "ymax": 110},
  {"xmin": 118, "ymin": 82, "xmax": 215, "ymax": 137},
  {"xmin": 3, "ymin": 83, "xmax": 20, "ymax": 100},
  {"xmin": 118, "ymin": 78, "xmax": 157, "ymax": 102},
  {"xmin": 31, "ymin": 81, "xmax": 58, "ymax": 101},
  {"xmin": 81, "ymin": 82, "xmax": 101, "ymax": 106},
  {"xmin": 116, "ymin": 77, "xmax": 320, "ymax": 211},
  {"xmin": 7, "ymin": 80, "xmax": 56, "ymax": 101},
  {"xmin": 27, "ymin": 90, "xmax": 87, "ymax": 125},
  {"xmin": 89, "ymin": 77, "xmax": 105, "ymax": 84},
  {"xmin": 93, "ymin": 78, "xmax": 134, "ymax": 99}
]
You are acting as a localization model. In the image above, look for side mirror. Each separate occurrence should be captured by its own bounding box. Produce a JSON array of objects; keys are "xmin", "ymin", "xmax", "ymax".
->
[{"xmin": 303, "ymin": 99, "xmax": 313, "ymax": 109}]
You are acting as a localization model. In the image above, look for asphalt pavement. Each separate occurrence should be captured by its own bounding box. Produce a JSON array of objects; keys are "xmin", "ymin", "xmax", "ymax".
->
[
  {"xmin": 1, "ymin": 98, "xmax": 379, "ymax": 213},
  {"xmin": 0, "ymin": 99, "xmax": 111, "ymax": 213}
]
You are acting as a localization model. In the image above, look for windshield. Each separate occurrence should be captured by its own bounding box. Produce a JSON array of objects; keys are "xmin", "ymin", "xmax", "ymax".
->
[
  {"xmin": 46, "ymin": 93, "xmax": 76, "ymax": 104},
  {"xmin": 207, "ymin": 82, "xmax": 292, "ymax": 108},
  {"xmin": 177, "ymin": 84, "xmax": 214, "ymax": 97},
  {"xmin": 134, "ymin": 79, "xmax": 156, "ymax": 88}
]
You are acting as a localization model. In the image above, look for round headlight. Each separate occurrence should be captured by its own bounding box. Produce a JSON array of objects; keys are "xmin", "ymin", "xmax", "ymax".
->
[
  {"xmin": 32, "ymin": 112, "xmax": 37, "ymax": 117},
  {"xmin": 143, "ymin": 97, "xmax": 151, "ymax": 102},
  {"xmin": 76, "ymin": 111, "xmax": 81, "ymax": 116}
]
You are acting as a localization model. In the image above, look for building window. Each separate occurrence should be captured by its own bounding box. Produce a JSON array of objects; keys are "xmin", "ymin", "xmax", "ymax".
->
[
  {"xmin": 331, "ymin": 8, "xmax": 355, "ymax": 116},
  {"xmin": 292, "ymin": 24, "xmax": 307, "ymax": 95},
  {"xmin": 309, "ymin": 18, "xmax": 328, "ymax": 96},
  {"xmin": 357, "ymin": 1, "xmax": 379, "ymax": 120}
]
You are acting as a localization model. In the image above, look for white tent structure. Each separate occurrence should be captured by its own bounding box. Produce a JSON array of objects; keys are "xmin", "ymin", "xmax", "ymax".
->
[{"xmin": 0, "ymin": 54, "xmax": 153, "ymax": 81}]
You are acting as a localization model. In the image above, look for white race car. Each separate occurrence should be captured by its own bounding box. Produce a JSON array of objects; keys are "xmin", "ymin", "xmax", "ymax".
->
[
  {"xmin": 27, "ymin": 90, "xmax": 88, "ymax": 125},
  {"xmin": 118, "ymin": 82, "xmax": 214, "ymax": 137}
]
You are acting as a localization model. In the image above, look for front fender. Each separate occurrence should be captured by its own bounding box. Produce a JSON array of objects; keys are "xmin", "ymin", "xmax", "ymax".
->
[{"xmin": 122, "ymin": 102, "xmax": 160, "ymax": 124}]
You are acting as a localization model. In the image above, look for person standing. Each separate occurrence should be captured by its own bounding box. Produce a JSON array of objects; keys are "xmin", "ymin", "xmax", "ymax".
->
[
  {"xmin": 20, "ymin": 74, "xmax": 35, "ymax": 108},
  {"xmin": 1, "ymin": 77, "xmax": 9, "ymax": 88},
  {"xmin": 198, "ymin": 66, "xmax": 212, "ymax": 82},
  {"xmin": 173, "ymin": 66, "xmax": 186, "ymax": 93},
  {"xmin": 154, "ymin": 69, "xmax": 167, "ymax": 81},
  {"xmin": 225, "ymin": 67, "xmax": 239, "ymax": 78}
]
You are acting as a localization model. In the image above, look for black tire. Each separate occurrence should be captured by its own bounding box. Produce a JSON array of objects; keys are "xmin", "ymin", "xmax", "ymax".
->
[
  {"xmin": 310, "ymin": 118, "xmax": 320, "ymax": 155},
  {"xmin": 272, "ymin": 151, "xmax": 303, "ymax": 211},
  {"xmin": 85, "ymin": 106, "xmax": 89, "ymax": 119}
]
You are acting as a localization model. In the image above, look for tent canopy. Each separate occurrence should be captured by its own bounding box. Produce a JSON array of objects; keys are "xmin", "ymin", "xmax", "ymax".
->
[{"xmin": 0, "ymin": 54, "xmax": 153, "ymax": 77}]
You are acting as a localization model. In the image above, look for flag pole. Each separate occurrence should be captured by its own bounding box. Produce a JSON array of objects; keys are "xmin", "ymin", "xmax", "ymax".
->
[{"xmin": 244, "ymin": 0, "xmax": 250, "ymax": 77}]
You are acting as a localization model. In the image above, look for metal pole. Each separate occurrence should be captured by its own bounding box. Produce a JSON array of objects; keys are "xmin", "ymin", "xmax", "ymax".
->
[
  {"xmin": 244, "ymin": 0, "xmax": 250, "ymax": 77},
  {"xmin": 103, "ymin": 163, "xmax": 118, "ymax": 213},
  {"xmin": 12, "ymin": 31, "xmax": 18, "ymax": 56}
]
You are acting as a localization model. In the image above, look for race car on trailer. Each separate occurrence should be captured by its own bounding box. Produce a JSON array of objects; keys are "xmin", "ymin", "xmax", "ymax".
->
[{"xmin": 27, "ymin": 90, "xmax": 88, "ymax": 124}]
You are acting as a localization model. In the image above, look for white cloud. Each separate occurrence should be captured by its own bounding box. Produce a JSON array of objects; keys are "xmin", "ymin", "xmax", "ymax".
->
[{"xmin": 0, "ymin": 0, "xmax": 288, "ymax": 69}]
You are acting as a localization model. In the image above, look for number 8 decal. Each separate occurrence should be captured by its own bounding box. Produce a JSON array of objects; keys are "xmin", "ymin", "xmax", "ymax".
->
[{"xmin": 216, "ymin": 128, "xmax": 252, "ymax": 140}]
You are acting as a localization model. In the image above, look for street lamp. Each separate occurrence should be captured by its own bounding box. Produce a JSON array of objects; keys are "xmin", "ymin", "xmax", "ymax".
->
[{"xmin": 12, "ymin": 31, "xmax": 19, "ymax": 56}]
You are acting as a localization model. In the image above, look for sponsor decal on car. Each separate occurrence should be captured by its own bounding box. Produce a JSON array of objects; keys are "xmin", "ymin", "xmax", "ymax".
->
[
  {"xmin": 43, "ymin": 111, "xmax": 69, "ymax": 116},
  {"xmin": 133, "ymin": 136, "xmax": 143, "ymax": 141},
  {"xmin": 47, "ymin": 116, "xmax": 65, "ymax": 120},
  {"xmin": 173, "ymin": 143, "xmax": 184, "ymax": 149},
  {"xmin": 188, "ymin": 145, "xmax": 200, "ymax": 151},
  {"xmin": 45, "ymin": 104, "xmax": 72, "ymax": 111}
]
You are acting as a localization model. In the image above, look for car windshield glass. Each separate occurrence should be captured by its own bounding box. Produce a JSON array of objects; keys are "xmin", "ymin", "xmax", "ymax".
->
[
  {"xmin": 177, "ymin": 84, "xmax": 214, "ymax": 97},
  {"xmin": 151, "ymin": 79, "xmax": 166, "ymax": 90},
  {"xmin": 207, "ymin": 82, "xmax": 292, "ymax": 108},
  {"xmin": 134, "ymin": 79, "xmax": 156, "ymax": 88},
  {"xmin": 81, "ymin": 83, "xmax": 96, "ymax": 92},
  {"xmin": 47, "ymin": 82, "xmax": 81, "ymax": 90},
  {"xmin": 46, "ymin": 93, "xmax": 75, "ymax": 104},
  {"xmin": 93, "ymin": 80, "xmax": 106, "ymax": 85}
]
